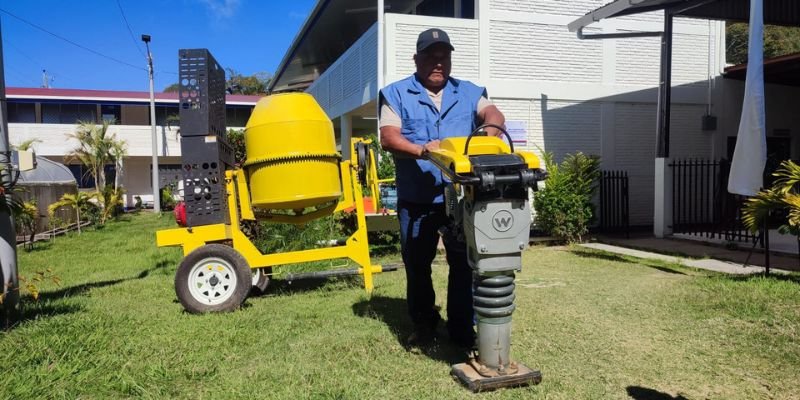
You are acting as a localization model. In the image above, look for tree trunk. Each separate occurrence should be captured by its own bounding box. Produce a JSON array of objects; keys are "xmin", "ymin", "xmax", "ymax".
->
[{"xmin": 76, "ymin": 206, "xmax": 81, "ymax": 235}]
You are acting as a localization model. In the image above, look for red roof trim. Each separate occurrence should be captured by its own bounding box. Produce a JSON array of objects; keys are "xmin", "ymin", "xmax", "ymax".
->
[{"xmin": 5, "ymin": 87, "xmax": 261, "ymax": 104}]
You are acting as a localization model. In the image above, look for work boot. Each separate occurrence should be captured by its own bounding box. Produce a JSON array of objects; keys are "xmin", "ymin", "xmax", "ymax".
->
[
  {"xmin": 406, "ymin": 312, "xmax": 441, "ymax": 347},
  {"xmin": 406, "ymin": 325, "xmax": 437, "ymax": 347},
  {"xmin": 449, "ymin": 328, "xmax": 477, "ymax": 350}
]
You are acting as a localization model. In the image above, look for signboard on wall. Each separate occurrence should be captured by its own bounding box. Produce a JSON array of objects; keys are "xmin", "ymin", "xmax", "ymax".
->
[{"xmin": 505, "ymin": 120, "xmax": 527, "ymax": 146}]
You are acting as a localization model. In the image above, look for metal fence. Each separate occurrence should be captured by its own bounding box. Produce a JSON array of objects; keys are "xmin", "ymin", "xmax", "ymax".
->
[
  {"xmin": 598, "ymin": 170, "xmax": 629, "ymax": 237},
  {"xmin": 670, "ymin": 158, "xmax": 760, "ymax": 244}
]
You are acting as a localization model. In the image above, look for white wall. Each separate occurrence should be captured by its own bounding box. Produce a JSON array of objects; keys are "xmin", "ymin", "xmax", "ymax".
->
[
  {"xmin": 475, "ymin": 0, "xmax": 722, "ymax": 226},
  {"xmin": 9, "ymin": 123, "xmax": 180, "ymax": 157},
  {"xmin": 719, "ymin": 79, "xmax": 800, "ymax": 160}
]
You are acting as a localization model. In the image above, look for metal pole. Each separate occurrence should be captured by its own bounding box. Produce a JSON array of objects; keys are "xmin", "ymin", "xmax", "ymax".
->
[
  {"xmin": 143, "ymin": 38, "xmax": 160, "ymax": 212},
  {"xmin": 376, "ymin": 0, "xmax": 384, "ymax": 140},
  {"xmin": 655, "ymin": 11, "xmax": 674, "ymax": 158},
  {"xmin": 0, "ymin": 19, "xmax": 20, "ymax": 326}
]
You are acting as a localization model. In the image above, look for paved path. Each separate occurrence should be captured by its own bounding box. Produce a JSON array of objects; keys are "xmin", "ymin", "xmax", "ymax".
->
[{"xmin": 579, "ymin": 243, "xmax": 793, "ymax": 275}]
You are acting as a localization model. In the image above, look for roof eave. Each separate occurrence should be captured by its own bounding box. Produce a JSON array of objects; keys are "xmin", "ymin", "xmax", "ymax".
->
[
  {"xmin": 268, "ymin": 0, "xmax": 331, "ymax": 92},
  {"xmin": 568, "ymin": 0, "xmax": 648, "ymax": 32}
]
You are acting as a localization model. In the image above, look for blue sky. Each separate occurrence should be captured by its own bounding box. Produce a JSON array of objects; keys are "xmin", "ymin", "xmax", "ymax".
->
[{"xmin": 1, "ymin": 0, "xmax": 316, "ymax": 92}]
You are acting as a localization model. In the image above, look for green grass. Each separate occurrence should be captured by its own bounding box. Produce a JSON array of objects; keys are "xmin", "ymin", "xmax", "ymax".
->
[{"xmin": 3, "ymin": 213, "xmax": 800, "ymax": 399}]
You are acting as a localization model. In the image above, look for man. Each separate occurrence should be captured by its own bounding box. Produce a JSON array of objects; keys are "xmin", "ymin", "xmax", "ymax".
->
[{"xmin": 379, "ymin": 28, "xmax": 506, "ymax": 348}]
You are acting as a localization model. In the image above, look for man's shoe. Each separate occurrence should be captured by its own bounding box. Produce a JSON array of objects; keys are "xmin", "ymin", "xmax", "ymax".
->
[
  {"xmin": 407, "ymin": 325, "xmax": 437, "ymax": 347},
  {"xmin": 449, "ymin": 329, "xmax": 477, "ymax": 350}
]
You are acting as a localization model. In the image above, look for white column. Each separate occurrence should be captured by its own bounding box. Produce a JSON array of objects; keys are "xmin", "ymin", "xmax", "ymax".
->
[
  {"xmin": 653, "ymin": 157, "xmax": 673, "ymax": 238},
  {"xmin": 341, "ymin": 113, "xmax": 353, "ymax": 161}
]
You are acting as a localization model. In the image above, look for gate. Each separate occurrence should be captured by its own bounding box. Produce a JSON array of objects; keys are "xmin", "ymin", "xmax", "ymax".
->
[
  {"xmin": 598, "ymin": 170, "xmax": 629, "ymax": 237},
  {"xmin": 670, "ymin": 159, "xmax": 760, "ymax": 244}
]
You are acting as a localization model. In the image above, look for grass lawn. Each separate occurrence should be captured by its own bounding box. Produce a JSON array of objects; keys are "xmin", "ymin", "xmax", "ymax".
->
[{"xmin": 3, "ymin": 213, "xmax": 800, "ymax": 399}]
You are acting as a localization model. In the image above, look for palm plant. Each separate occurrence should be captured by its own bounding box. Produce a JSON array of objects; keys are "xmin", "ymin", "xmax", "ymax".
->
[
  {"xmin": 48, "ymin": 192, "xmax": 96, "ymax": 234},
  {"xmin": 742, "ymin": 160, "xmax": 800, "ymax": 235},
  {"xmin": 109, "ymin": 139, "xmax": 128, "ymax": 192},
  {"xmin": 100, "ymin": 186, "xmax": 125, "ymax": 224},
  {"xmin": 67, "ymin": 120, "xmax": 118, "ymax": 199},
  {"xmin": 14, "ymin": 199, "xmax": 39, "ymax": 251},
  {"xmin": 13, "ymin": 138, "xmax": 42, "ymax": 151}
]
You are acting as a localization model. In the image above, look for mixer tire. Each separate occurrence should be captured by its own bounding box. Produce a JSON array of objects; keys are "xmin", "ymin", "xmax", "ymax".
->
[
  {"xmin": 250, "ymin": 267, "xmax": 272, "ymax": 295},
  {"xmin": 175, "ymin": 244, "xmax": 251, "ymax": 314}
]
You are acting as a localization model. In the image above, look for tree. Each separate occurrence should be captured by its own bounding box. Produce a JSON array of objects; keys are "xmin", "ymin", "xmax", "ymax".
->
[
  {"xmin": 163, "ymin": 71, "xmax": 271, "ymax": 95},
  {"xmin": 225, "ymin": 69, "xmax": 271, "ymax": 95},
  {"xmin": 13, "ymin": 199, "xmax": 38, "ymax": 251},
  {"xmin": 727, "ymin": 22, "xmax": 800, "ymax": 65},
  {"xmin": 48, "ymin": 192, "xmax": 96, "ymax": 235},
  {"xmin": 109, "ymin": 139, "xmax": 128, "ymax": 192},
  {"xmin": 66, "ymin": 120, "xmax": 119, "ymax": 200},
  {"xmin": 743, "ymin": 160, "xmax": 800, "ymax": 236}
]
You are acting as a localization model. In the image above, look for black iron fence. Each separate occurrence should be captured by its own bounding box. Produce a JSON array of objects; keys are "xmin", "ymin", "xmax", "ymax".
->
[
  {"xmin": 670, "ymin": 158, "xmax": 760, "ymax": 244},
  {"xmin": 598, "ymin": 170, "xmax": 629, "ymax": 237}
]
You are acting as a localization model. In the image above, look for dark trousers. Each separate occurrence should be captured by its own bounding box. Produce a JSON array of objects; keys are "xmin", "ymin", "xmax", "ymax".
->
[{"xmin": 398, "ymin": 201, "xmax": 473, "ymax": 337}]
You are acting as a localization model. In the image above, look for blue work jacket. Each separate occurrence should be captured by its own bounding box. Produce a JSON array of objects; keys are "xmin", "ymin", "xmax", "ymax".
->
[{"xmin": 380, "ymin": 74, "xmax": 487, "ymax": 204}]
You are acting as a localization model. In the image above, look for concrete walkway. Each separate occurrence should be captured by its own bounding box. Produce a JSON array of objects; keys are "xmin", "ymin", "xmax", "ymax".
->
[
  {"xmin": 579, "ymin": 242, "xmax": 794, "ymax": 275},
  {"xmin": 593, "ymin": 232, "xmax": 800, "ymax": 272}
]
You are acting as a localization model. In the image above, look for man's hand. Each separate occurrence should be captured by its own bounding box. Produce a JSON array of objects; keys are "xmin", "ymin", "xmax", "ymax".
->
[
  {"xmin": 380, "ymin": 126, "xmax": 440, "ymax": 159},
  {"xmin": 420, "ymin": 140, "xmax": 441, "ymax": 158}
]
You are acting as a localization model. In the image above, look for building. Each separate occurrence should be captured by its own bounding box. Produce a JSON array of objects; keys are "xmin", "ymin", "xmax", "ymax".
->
[
  {"xmin": 6, "ymin": 87, "xmax": 260, "ymax": 207},
  {"xmin": 269, "ymin": 0, "xmax": 726, "ymax": 228}
]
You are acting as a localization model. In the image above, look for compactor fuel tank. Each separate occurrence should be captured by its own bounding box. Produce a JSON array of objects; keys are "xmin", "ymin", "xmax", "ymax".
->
[{"xmin": 243, "ymin": 93, "xmax": 342, "ymax": 212}]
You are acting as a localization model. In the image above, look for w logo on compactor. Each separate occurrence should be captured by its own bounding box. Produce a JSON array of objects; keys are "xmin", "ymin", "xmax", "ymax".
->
[{"xmin": 492, "ymin": 210, "xmax": 514, "ymax": 232}]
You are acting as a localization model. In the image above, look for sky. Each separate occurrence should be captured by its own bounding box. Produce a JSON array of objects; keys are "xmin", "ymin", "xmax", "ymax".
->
[{"xmin": 0, "ymin": 0, "xmax": 317, "ymax": 92}]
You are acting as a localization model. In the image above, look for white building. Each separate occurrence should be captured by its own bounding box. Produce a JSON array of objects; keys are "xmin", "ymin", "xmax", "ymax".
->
[
  {"xmin": 269, "ymin": 0, "xmax": 727, "ymax": 229},
  {"xmin": 6, "ymin": 87, "xmax": 260, "ymax": 208}
]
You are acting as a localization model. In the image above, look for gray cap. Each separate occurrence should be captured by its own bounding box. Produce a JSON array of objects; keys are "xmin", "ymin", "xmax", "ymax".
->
[{"xmin": 416, "ymin": 28, "xmax": 455, "ymax": 53}]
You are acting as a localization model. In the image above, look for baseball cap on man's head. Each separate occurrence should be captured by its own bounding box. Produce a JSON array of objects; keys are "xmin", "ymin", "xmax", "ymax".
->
[{"xmin": 416, "ymin": 28, "xmax": 455, "ymax": 53}]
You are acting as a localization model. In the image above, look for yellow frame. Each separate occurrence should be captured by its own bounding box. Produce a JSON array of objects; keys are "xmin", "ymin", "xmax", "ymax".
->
[{"xmin": 156, "ymin": 142, "xmax": 384, "ymax": 293}]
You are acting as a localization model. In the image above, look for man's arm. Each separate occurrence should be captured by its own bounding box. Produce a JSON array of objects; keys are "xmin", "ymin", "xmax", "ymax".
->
[
  {"xmin": 380, "ymin": 126, "xmax": 440, "ymax": 158},
  {"xmin": 478, "ymin": 104, "xmax": 506, "ymax": 137},
  {"xmin": 379, "ymin": 102, "xmax": 439, "ymax": 158}
]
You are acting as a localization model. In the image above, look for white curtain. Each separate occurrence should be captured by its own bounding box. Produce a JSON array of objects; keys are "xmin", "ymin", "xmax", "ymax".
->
[{"xmin": 728, "ymin": 0, "xmax": 766, "ymax": 196}]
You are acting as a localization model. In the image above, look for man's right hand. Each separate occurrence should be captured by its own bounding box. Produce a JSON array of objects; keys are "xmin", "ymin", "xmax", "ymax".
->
[{"xmin": 420, "ymin": 140, "xmax": 441, "ymax": 158}]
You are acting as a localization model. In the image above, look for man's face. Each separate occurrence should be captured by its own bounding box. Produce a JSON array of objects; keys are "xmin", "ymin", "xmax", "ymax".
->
[{"xmin": 414, "ymin": 43, "xmax": 452, "ymax": 90}]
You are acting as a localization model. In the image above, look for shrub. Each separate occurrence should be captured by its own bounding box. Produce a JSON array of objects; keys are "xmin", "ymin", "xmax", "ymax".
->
[{"xmin": 533, "ymin": 151, "xmax": 600, "ymax": 243}]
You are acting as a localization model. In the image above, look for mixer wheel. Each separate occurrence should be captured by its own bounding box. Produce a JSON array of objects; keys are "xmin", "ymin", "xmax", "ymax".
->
[
  {"xmin": 355, "ymin": 141, "xmax": 370, "ymax": 184},
  {"xmin": 175, "ymin": 244, "xmax": 251, "ymax": 313},
  {"xmin": 251, "ymin": 267, "xmax": 272, "ymax": 295}
]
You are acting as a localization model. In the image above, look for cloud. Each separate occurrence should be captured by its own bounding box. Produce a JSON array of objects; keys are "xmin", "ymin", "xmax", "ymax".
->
[
  {"xmin": 288, "ymin": 11, "xmax": 306, "ymax": 19},
  {"xmin": 199, "ymin": 0, "xmax": 240, "ymax": 19}
]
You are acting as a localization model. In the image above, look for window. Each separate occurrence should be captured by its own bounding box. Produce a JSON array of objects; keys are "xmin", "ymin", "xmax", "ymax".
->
[
  {"xmin": 68, "ymin": 164, "xmax": 116, "ymax": 189},
  {"xmin": 7, "ymin": 102, "xmax": 36, "ymax": 123},
  {"xmin": 155, "ymin": 105, "xmax": 180, "ymax": 126},
  {"xmin": 226, "ymin": 106, "xmax": 252, "ymax": 127},
  {"xmin": 414, "ymin": 0, "xmax": 474, "ymax": 18},
  {"xmin": 40, "ymin": 103, "xmax": 97, "ymax": 124},
  {"xmin": 101, "ymin": 104, "xmax": 121, "ymax": 124}
]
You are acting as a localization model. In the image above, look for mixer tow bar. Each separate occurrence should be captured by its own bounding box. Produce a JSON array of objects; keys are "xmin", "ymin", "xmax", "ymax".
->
[{"xmin": 425, "ymin": 125, "xmax": 547, "ymax": 392}]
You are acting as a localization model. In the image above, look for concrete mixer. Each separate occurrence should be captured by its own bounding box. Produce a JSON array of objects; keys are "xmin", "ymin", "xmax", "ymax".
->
[{"xmin": 156, "ymin": 49, "xmax": 388, "ymax": 313}]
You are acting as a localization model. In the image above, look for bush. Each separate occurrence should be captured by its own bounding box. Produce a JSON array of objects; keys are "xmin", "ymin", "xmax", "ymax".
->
[{"xmin": 533, "ymin": 151, "xmax": 600, "ymax": 243}]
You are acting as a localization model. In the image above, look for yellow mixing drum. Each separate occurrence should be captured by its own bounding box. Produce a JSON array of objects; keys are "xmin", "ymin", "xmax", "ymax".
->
[{"xmin": 243, "ymin": 93, "xmax": 342, "ymax": 212}]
